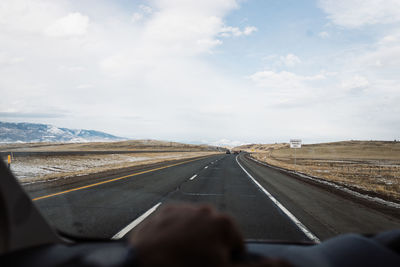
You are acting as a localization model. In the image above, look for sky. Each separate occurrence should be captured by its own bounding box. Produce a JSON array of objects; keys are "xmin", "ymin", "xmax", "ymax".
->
[{"xmin": 0, "ymin": 0, "xmax": 399, "ymax": 146}]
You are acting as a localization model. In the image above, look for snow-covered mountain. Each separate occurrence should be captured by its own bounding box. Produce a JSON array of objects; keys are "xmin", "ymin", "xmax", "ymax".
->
[
  {"xmin": 206, "ymin": 139, "xmax": 247, "ymax": 148},
  {"xmin": 0, "ymin": 121, "xmax": 124, "ymax": 143}
]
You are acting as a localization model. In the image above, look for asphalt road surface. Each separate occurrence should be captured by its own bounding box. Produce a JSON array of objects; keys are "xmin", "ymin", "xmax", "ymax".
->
[{"xmin": 27, "ymin": 153, "xmax": 400, "ymax": 242}]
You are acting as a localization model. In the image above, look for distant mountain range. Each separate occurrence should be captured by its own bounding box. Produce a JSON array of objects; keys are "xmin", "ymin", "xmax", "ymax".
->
[{"xmin": 0, "ymin": 121, "xmax": 124, "ymax": 143}]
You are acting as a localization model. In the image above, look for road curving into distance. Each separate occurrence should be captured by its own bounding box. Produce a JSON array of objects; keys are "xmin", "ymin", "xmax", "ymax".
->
[{"xmin": 26, "ymin": 153, "xmax": 400, "ymax": 241}]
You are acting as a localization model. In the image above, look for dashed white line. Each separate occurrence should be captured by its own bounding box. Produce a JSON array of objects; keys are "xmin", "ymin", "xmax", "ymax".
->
[
  {"xmin": 204, "ymin": 166, "xmax": 208, "ymax": 169},
  {"xmin": 189, "ymin": 174, "xmax": 198, "ymax": 181},
  {"xmin": 112, "ymin": 202, "xmax": 162, "ymax": 239},
  {"xmin": 235, "ymin": 156, "xmax": 320, "ymax": 243}
]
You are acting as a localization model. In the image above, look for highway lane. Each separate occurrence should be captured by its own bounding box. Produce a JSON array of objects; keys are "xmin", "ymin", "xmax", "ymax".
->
[
  {"xmin": 238, "ymin": 153, "xmax": 400, "ymax": 240},
  {"xmin": 164, "ymin": 155, "xmax": 310, "ymax": 241},
  {"xmin": 29, "ymin": 154, "xmax": 224, "ymax": 238},
  {"xmin": 30, "ymin": 153, "xmax": 309, "ymax": 241},
  {"xmin": 28, "ymin": 153, "xmax": 400, "ymax": 241}
]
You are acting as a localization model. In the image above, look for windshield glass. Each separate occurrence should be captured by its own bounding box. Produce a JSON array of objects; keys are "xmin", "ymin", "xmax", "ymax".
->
[{"xmin": 1, "ymin": 0, "xmax": 399, "ymax": 242}]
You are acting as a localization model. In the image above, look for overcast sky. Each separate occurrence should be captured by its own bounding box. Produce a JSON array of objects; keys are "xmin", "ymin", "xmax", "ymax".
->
[{"xmin": 1, "ymin": 0, "xmax": 399, "ymax": 145}]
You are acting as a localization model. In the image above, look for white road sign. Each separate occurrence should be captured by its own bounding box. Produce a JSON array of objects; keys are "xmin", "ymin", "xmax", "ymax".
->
[{"xmin": 290, "ymin": 139, "xmax": 302, "ymax": 148}]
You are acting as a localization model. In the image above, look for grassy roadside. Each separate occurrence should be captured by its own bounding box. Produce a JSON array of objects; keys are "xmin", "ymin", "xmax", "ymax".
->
[
  {"xmin": 6, "ymin": 151, "xmax": 220, "ymax": 184},
  {"xmin": 0, "ymin": 140, "xmax": 221, "ymax": 184},
  {"xmin": 237, "ymin": 141, "xmax": 400, "ymax": 202},
  {"xmin": 0, "ymin": 139, "xmax": 216, "ymax": 152}
]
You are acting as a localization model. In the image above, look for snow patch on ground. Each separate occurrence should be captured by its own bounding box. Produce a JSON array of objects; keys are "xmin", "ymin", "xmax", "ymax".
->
[
  {"xmin": 10, "ymin": 155, "xmax": 151, "ymax": 180},
  {"xmin": 9, "ymin": 152, "xmax": 214, "ymax": 184}
]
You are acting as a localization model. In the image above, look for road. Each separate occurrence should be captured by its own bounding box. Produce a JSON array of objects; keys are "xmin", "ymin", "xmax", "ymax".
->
[{"xmin": 27, "ymin": 153, "xmax": 400, "ymax": 242}]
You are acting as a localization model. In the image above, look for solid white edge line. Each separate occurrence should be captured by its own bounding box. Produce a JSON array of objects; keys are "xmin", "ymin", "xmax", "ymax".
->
[
  {"xmin": 112, "ymin": 202, "xmax": 162, "ymax": 239},
  {"xmin": 250, "ymin": 157, "xmax": 400, "ymax": 209},
  {"xmin": 235, "ymin": 156, "xmax": 320, "ymax": 243},
  {"xmin": 189, "ymin": 174, "xmax": 198, "ymax": 180}
]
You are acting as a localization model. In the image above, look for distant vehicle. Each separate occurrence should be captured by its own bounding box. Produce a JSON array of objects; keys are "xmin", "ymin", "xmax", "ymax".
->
[
  {"xmin": 226, "ymin": 150, "xmax": 231, "ymax": 154},
  {"xmin": 234, "ymin": 151, "xmax": 239, "ymax": 155}
]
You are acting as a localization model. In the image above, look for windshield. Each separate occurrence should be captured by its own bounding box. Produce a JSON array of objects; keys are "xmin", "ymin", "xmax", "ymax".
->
[{"xmin": 1, "ymin": 0, "xmax": 399, "ymax": 242}]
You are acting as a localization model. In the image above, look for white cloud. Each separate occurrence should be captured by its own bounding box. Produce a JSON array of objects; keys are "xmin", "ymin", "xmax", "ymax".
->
[
  {"xmin": 1, "ymin": 0, "xmax": 399, "ymax": 142},
  {"xmin": 132, "ymin": 5, "xmax": 153, "ymax": 23},
  {"xmin": 0, "ymin": 0, "xmax": 66, "ymax": 34},
  {"xmin": 45, "ymin": 13, "xmax": 89, "ymax": 37},
  {"xmin": 346, "ymin": 31, "xmax": 400, "ymax": 76},
  {"xmin": 280, "ymin": 54, "xmax": 301, "ymax": 67},
  {"xmin": 142, "ymin": 7, "xmax": 226, "ymax": 54},
  {"xmin": 319, "ymin": 0, "xmax": 400, "ymax": 28},
  {"xmin": 76, "ymin": 84, "xmax": 93, "ymax": 89},
  {"xmin": 341, "ymin": 75, "xmax": 369, "ymax": 91},
  {"xmin": 249, "ymin": 70, "xmax": 324, "ymax": 88},
  {"xmin": 59, "ymin": 65, "xmax": 86, "ymax": 72},
  {"xmin": 0, "ymin": 0, "xmax": 249, "ymax": 140},
  {"xmin": 248, "ymin": 70, "xmax": 328, "ymax": 108},
  {"xmin": 219, "ymin": 25, "xmax": 257, "ymax": 37},
  {"xmin": 220, "ymin": 26, "xmax": 241, "ymax": 37},
  {"xmin": 208, "ymin": 139, "xmax": 246, "ymax": 148},
  {"xmin": 139, "ymin": 5, "xmax": 153, "ymax": 14},
  {"xmin": 243, "ymin": 26, "xmax": 257, "ymax": 35},
  {"xmin": 152, "ymin": 0, "xmax": 238, "ymax": 14},
  {"xmin": 131, "ymin": 12, "xmax": 144, "ymax": 22},
  {"xmin": 318, "ymin": 31, "xmax": 330, "ymax": 38},
  {"xmin": 379, "ymin": 33, "xmax": 400, "ymax": 45},
  {"xmin": 197, "ymin": 38, "xmax": 223, "ymax": 47},
  {"xmin": 262, "ymin": 53, "xmax": 302, "ymax": 68},
  {"xmin": 0, "ymin": 52, "xmax": 24, "ymax": 66},
  {"xmin": 358, "ymin": 45, "xmax": 400, "ymax": 69}
]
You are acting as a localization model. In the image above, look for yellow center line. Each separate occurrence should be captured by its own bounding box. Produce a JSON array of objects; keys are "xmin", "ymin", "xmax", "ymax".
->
[{"xmin": 32, "ymin": 156, "xmax": 209, "ymax": 201}]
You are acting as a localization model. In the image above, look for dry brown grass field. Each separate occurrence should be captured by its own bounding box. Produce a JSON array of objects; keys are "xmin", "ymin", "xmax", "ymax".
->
[
  {"xmin": 0, "ymin": 139, "xmax": 216, "ymax": 152},
  {"xmin": 236, "ymin": 141, "xmax": 400, "ymax": 202},
  {"xmin": 7, "ymin": 151, "xmax": 217, "ymax": 184},
  {"xmin": 0, "ymin": 140, "xmax": 220, "ymax": 183}
]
